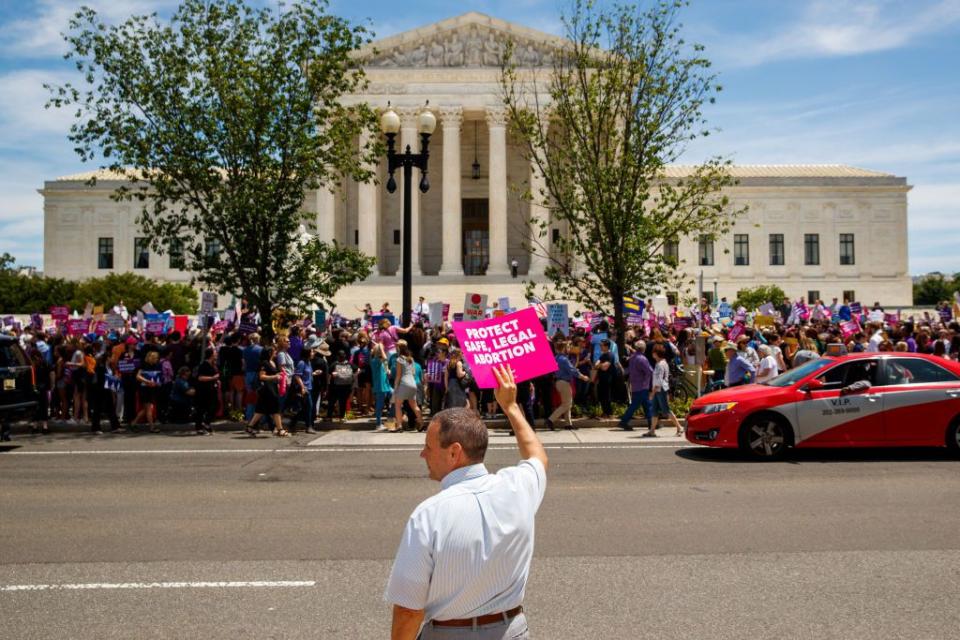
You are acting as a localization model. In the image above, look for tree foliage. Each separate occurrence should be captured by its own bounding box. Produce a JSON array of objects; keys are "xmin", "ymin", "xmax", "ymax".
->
[
  {"xmin": 913, "ymin": 273, "xmax": 960, "ymax": 306},
  {"xmin": 733, "ymin": 285, "xmax": 788, "ymax": 313},
  {"xmin": 501, "ymin": 0, "xmax": 744, "ymax": 354},
  {"xmin": 47, "ymin": 0, "xmax": 377, "ymax": 338},
  {"xmin": 0, "ymin": 255, "xmax": 196, "ymax": 314}
]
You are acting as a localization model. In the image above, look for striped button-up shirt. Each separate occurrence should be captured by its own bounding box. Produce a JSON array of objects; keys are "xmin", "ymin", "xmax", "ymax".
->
[{"xmin": 384, "ymin": 459, "xmax": 547, "ymax": 622}]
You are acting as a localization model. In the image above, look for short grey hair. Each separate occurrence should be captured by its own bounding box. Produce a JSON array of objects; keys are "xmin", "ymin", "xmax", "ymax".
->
[
  {"xmin": 432, "ymin": 408, "xmax": 488, "ymax": 462},
  {"xmin": 635, "ymin": 340, "xmax": 646, "ymax": 353}
]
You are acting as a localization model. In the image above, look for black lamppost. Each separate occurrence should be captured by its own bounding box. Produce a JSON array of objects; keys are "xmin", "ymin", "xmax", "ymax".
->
[{"xmin": 380, "ymin": 102, "xmax": 436, "ymax": 327}]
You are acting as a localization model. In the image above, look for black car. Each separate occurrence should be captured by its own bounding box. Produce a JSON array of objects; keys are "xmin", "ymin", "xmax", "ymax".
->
[{"xmin": 0, "ymin": 335, "xmax": 37, "ymax": 440}]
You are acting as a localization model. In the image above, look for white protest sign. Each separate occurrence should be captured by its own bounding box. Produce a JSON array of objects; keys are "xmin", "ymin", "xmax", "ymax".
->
[
  {"xmin": 498, "ymin": 296, "xmax": 511, "ymax": 313},
  {"xmin": 546, "ymin": 303, "xmax": 569, "ymax": 337},
  {"xmin": 463, "ymin": 292, "xmax": 487, "ymax": 322},
  {"xmin": 868, "ymin": 310, "xmax": 884, "ymax": 323},
  {"xmin": 200, "ymin": 291, "xmax": 217, "ymax": 315},
  {"xmin": 141, "ymin": 301, "xmax": 158, "ymax": 314},
  {"xmin": 428, "ymin": 302, "xmax": 445, "ymax": 326}
]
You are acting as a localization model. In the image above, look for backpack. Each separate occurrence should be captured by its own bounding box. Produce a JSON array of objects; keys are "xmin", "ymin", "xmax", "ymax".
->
[{"xmin": 333, "ymin": 362, "xmax": 354, "ymax": 385}]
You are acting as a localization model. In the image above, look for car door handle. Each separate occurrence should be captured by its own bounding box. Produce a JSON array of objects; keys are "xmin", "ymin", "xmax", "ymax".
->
[
  {"xmin": 866, "ymin": 395, "xmax": 879, "ymax": 402},
  {"xmin": 947, "ymin": 390, "xmax": 960, "ymax": 398}
]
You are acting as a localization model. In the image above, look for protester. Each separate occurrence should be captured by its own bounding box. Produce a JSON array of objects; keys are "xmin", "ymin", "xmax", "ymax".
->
[
  {"xmin": 393, "ymin": 341, "xmax": 423, "ymax": 432},
  {"xmin": 548, "ymin": 340, "xmax": 589, "ymax": 430},
  {"xmin": 245, "ymin": 347, "xmax": 288, "ymax": 438},
  {"xmin": 617, "ymin": 339, "xmax": 653, "ymax": 431},
  {"xmin": 385, "ymin": 365, "xmax": 547, "ymax": 639}
]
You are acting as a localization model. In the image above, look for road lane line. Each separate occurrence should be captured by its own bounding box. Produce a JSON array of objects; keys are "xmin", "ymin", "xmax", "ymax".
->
[
  {"xmin": 0, "ymin": 580, "xmax": 316, "ymax": 592},
  {"xmin": 4, "ymin": 444, "xmax": 689, "ymax": 456}
]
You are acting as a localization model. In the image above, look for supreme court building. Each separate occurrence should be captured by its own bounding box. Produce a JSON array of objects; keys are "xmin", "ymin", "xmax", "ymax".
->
[{"xmin": 41, "ymin": 13, "xmax": 914, "ymax": 308}]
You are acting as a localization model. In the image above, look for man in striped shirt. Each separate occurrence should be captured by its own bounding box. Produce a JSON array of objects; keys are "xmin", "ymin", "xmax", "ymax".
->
[{"xmin": 386, "ymin": 364, "xmax": 549, "ymax": 639}]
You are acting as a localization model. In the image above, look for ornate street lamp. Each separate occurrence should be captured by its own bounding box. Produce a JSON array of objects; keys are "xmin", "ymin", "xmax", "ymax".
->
[{"xmin": 380, "ymin": 101, "xmax": 436, "ymax": 326}]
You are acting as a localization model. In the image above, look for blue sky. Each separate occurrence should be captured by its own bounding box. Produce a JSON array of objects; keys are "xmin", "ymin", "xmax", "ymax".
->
[{"xmin": 1, "ymin": 0, "xmax": 957, "ymax": 274}]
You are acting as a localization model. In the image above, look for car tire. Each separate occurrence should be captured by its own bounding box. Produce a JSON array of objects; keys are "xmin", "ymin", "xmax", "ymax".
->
[
  {"xmin": 738, "ymin": 414, "xmax": 791, "ymax": 461},
  {"xmin": 947, "ymin": 418, "xmax": 960, "ymax": 455}
]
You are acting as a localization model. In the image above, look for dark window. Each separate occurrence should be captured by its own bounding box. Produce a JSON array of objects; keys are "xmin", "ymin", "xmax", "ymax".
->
[
  {"xmin": 701, "ymin": 291, "xmax": 715, "ymax": 304},
  {"xmin": 882, "ymin": 358, "xmax": 960, "ymax": 385},
  {"xmin": 843, "ymin": 290, "xmax": 856, "ymax": 304},
  {"xmin": 204, "ymin": 239, "xmax": 221, "ymax": 267},
  {"xmin": 807, "ymin": 290, "xmax": 820, "ymax": 304},
  {"xmin": 698, "ymin": 235, "xmax": 714, "ymax": 266},
  {"xmin": 840, "ymin": 233, "xmax": 855, "ymax": 265},
  {"xmin": 666, "ymin": 292, "xmax": 678, "ymax": 306},
  {"xmin": 804, "ymin": 234, "xmax": 820, "ymax": 266},
  {"xmin": 817, "ymin": 359, "xmax": 880, "ymax": 389},
  {"xmin": 734, "ymin": 234, "xmax": 749, "ymax": 266},
  {"xmin": 169, "ymin": 239, "xmax": 185, "ymax": 270},
  {"xmin": 134, "ymin": 237, "xmax": 150, "ymax": 269},
  {"xmin": 393, "ymin": 229, "xmax": 400, "ymax": 245},
  {"xmin": 97, "ymin": 237, "xmax": 114, "ymax": 269},
  {"xmin": 354, "ymin": 229, "xmax": 359, "ymax": 245},
  {"xmin": 552, "ymin": 228, "xmax": 561, "ymax": 244},
  {"xmin": 769, "ymin": 234, "xmax": 784, "ymax": 266},
  {"xmin": 664, "ymin": 238, "xmax": 679, "ymax": 266}
]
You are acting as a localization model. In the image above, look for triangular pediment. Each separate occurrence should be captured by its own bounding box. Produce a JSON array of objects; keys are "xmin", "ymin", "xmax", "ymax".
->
[{"xmin": 359, "ymin": 12, "xmax": 566, "ymax": 68}]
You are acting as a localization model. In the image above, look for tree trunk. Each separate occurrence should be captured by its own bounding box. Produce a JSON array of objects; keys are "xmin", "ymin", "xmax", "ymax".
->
[
  {"xmin": 256, "ymin": 297, "xmax": 275, "ymax": 344},
  {"xmin": 611, "ymin": 286, "xmax": 626, "ymax": 363}
]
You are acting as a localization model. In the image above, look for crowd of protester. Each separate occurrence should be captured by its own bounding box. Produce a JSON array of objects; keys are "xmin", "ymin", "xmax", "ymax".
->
[{"xmin": 4, "ymin": 295, "xmax": 959, "ymax": 439}]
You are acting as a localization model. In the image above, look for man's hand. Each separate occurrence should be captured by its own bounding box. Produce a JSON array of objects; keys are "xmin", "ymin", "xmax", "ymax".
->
[{"xmin": 492, "ymin": 364, "xmax": 518, "ymax": 411}]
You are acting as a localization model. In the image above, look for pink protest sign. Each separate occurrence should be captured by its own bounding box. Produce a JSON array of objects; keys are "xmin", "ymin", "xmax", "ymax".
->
[
  {"xmin": 452, "ymin": 307, "xmax": 558, "ymax": 389},
  {"xmin": 840, "ymin": 320, "xmax": 861, "ymax": 339},
  {"xmin": 66, "ymin": 319, "xmax": 88, "ymax": 336}
]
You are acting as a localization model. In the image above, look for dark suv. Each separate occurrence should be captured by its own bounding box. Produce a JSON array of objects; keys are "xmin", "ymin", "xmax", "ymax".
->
[{"xmin": 0, "ymin": 335, "xmax": 37, "ymax": 441}]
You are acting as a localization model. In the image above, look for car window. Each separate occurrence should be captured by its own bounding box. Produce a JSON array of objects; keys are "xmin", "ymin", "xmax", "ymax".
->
[
  {"xmin": 882, "ymin": 358, "xmax": 959, "ymax": 385},
  {"xmin": 0, "ymin": 344, "xmax": 28, "ymax": 368},
  {"xmin": 817, "ymin": 359, "xmax": 880, "ymax": 389},
  {"xmin": 764, "ymin": 357, "xmax": 833, "ymax": 387}
]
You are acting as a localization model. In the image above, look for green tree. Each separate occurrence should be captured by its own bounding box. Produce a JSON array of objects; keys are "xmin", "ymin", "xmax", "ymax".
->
[
  {"xmin": 48, "ymin": 0, "xmax": 377, "ymax": 339},
  {"xmin": 501, "ymin": 0, "xmax": 744, "ymax": 355},
  {"xmin": 912, "ymin": 274, "xmax": 956, "ymax": 306},
  {"xmin": 733, "ymin": 285, "xmax": 787, "ymax": 313},
  {"xmin": 70, "ymin": 273, "xmax": 198, "ymax": 315}
]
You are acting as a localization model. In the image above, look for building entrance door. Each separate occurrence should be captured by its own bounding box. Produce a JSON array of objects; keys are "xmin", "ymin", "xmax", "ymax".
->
[{"xmin": 462, "ymin": 198, "xmax": 489, "ymax": 276}]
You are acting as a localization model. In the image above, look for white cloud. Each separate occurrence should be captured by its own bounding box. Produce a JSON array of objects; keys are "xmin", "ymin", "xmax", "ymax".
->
[
  {"xmin": 712, "ymin": 0, "xmax": 960, "ymax": 67},
  {"xmin": 0, "ymin": 0, "xmax": 183, "ymax": 58},
  {"xmin": 0, "ymin": 69, "xmax": 76, "ymax": 148}
]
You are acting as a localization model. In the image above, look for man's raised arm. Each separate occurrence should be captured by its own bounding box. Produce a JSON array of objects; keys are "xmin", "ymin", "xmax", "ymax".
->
[{"xmin": 492, "ymin": 364, "xmax": 548, "ymax": 471}]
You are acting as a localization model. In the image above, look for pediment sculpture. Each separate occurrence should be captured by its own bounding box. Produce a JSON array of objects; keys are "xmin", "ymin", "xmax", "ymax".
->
[{"xmin": 366, "ymin": 25, "xmax": 556, "ymax": 68}]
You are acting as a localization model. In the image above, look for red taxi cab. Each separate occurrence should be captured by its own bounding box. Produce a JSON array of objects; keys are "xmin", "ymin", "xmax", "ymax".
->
[{"xmin": 685, "ymin": 353, "xmax": 960, "ymax": 460}]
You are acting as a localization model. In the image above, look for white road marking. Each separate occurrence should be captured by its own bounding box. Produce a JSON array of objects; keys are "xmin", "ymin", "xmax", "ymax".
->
[
  {"xmin": 4, "ymin": 444, "xmax": 690, "ymax": 456},
  {"xmin": 0, "ymin": 580, "xmax": 316, "ymax": 592}
]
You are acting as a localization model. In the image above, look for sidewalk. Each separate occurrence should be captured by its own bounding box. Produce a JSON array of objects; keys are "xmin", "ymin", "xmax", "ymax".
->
[{"xmin": 308, "ymin": 426, "xmax": 687, "ymax": 447}]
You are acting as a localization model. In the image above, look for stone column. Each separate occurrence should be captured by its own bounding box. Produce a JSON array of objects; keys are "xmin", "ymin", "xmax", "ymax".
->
[
  {"xmin": 528, "ymin": 158, "xmax": 550, "ymax": 276},
  {"xmin": 398, "ymin": 107, "xmax": 423, "ymax": 276},
  {"xmin": 356, "ymin": 128, "xmax": 379, "ymax": 274},
  {"xmin": 316, "ymin": 185, "xmax": 336, "ymax": 243},
  {"xmin": 438, "ymin": 106, "xmax": 463, "ymax": 276},
  {"xmin": 486, "ymin": 106, "xmax": 509, "ymax": 276}
]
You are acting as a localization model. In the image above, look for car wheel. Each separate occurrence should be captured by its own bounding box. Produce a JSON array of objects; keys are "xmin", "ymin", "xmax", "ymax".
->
[
  {"xmin": 739, "ymin": 414, "xmax": 790, "ymax": 461},
  {"xmin": 947, "ymin": 418, "xmax": 960, "ymax": 454}
]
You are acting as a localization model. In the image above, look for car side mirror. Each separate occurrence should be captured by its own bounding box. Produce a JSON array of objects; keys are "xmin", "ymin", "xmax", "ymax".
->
[{"xmin": 802, "ymin": 378, "xmax": 824, "ymax": 393}]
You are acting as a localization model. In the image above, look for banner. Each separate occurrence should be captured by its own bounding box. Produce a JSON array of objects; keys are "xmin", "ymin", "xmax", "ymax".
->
[
  {"xmin": 117, "ymin": 358, "xmax": 138, "ymax": 374},
  {"xmin": 94, "ymin": 321, "xmax": 109, "ymax": 336},
  {"xmin": 754, "ymin": 315, "xmax": 775, "ymax": 328},
  {"xmin": 452, "ymin": 307, "xmax": 558, "ymax": 389},
  {"xmin": 622, "ymin": 295, "xmax": 644, "ymax": 317},
  {"xmin": 463, "ymin": 293, "xmax": 487, "ymax": 322},
  {"xmin": 144, "ymin": 312, "xmax": 169, "ymax": 335},
  {"xmin": 883, "ymin": 312, "xmax": 899, "ymax": 326},
  {"xmin": 497, "ymin": 296, "xmax": 511, "ymax": 313},
  {"xmin": 728, "ymin": 322, "xmax": 745, "ymax": 342},
  {"xmin": 546, "ymin": 303, "xmax": 569, "ymax": 337},
  {"xmin": 849, "ymin": 302, "xmax": 862, "ymax": 315}
]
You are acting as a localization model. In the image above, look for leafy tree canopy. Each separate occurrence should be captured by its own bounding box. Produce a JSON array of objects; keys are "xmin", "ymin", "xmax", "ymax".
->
[
  {"xmin": 501, "ymin": 0, "xmax": 745, "ymax": 354},
  {"xmin": 733, "ymin": 285, "xmax": 788, "ymax": 313},
  {"xmin": 47, "ymin": 0, "xmax": 378, "ymax": 338},
  {"xmin": 913, "ymin": 273, "xmax": 960, "ymax": 306}
]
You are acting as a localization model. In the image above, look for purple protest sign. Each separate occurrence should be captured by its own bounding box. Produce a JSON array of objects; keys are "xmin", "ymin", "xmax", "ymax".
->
[
  {"xmin": 849, "ymin": 302, "xmax": 862, "ymax": 315},
  {"xmin": 117, "ymin": 358, "xmax": 139, "ymax": 374},
  {"xmin": 66, "ymin": 319, "xmax": 88, "ymax": 336},
  {"xmin": 2, "ymin": 316, "xmax": 13, "ymax": 326},
  {"xmin": 50, "ymin": 306, "xmax": 69, "ymax": 322},
  {"xmin": 30, "ymin": 313, "xmax": 43, "ymax": 329},
  {"xmin": 452, "ymin": 307, "xmax": 558, "ymax": 389},
  {"xmin": 94, "ymin": 321, "xmax": 109, "ymax": 336}
]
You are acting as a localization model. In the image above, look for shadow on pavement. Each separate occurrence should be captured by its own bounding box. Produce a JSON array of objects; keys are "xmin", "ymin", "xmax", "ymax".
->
[{"xmin": 676, "ymin": 446, "xmax": 958, "ymax": 464}]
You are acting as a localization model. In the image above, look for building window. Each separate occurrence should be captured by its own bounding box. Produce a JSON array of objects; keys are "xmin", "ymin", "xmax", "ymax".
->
[
  {"xmin": 804, "ymin": 234, "xmax": 820, "ymax": 266},
  {"xmin": 843, "ymin": 290, "xmax": 856, "ymax": 304},
  {"xmin": 97, "ymin": 237, "xmax": 114, "ymax": 269},
  {"xmin": 701, "ymin": 291, "xmax": 715, "ymax": 304},
  {"xmin": 134, "ymin": 237, "xmax": 150, "ymax": 269},
  {"xmin": 733, "ymin": 234, "xmax": 749, "ymax": 266},
  {"xmin": 664, "ymin": 238, "xmax": 679, "ymax": 266},
  {"xmin": 769, "ymin": 233, "xmax": 784, "ymax": 266},
  {"xmin": 168, "ymin": 239, "xmax": 185, "ymax": 270},
  {"xmin": 204, "ymin": 239, "xmax": 222, "ymax": 267},
  {"xmin": 552, "ymin": 228, "xmax": 560, "ymax": 244},
  {"xmin": 666, "ymin": 292, "xmax": 678, "ymax": 306},
  {"xmin": 354, "ymin": 229, "xmax": 359, "ymax": 245},
  {"xmin": 807, "ymin": 290, "xmax": 820, "ymax": 304},
  {"xmin": 698, "ymin": 235, "xmax": 714, "ymax": 266},
  {"xmin": 840, "ymin": 233, "xmax": 855, "ymax": 265},
  {"xmin": 393, "ymin": 229, "xmax": 400, "ymax": 245}
]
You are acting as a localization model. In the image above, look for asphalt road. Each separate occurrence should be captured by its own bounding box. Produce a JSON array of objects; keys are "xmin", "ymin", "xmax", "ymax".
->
[{"xmin": 1, "ymin": 431, "xmax": 959, "ymax": 639}]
